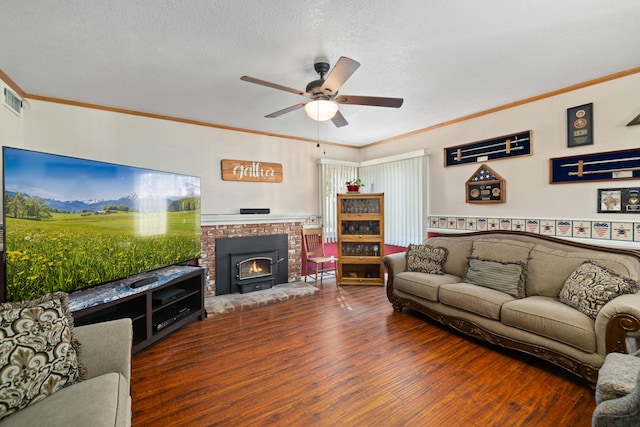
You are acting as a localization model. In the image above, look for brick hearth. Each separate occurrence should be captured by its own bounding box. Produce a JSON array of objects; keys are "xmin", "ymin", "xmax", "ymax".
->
[{"xmin": 199, "ymin": 215, "xmax": 306, "ymax": 297}]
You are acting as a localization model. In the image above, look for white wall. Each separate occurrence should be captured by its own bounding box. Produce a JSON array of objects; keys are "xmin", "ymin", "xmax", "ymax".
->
[
  {"xmin": 362, "ymin": 73, "xmax": 640, "ymax": 224},
  {"xmin": 3, "ymin": 72, "xmax": 640, "ymax": 229},
  {"xmin": 15, "ymin": 99, "xmax": 360, "ymax": 216}
]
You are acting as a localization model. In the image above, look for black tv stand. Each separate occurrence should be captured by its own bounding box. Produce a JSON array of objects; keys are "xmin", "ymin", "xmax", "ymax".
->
[
  {"xmin": 68, "ymin": 265, "xmax": 205, "ymax": 353},
  {"xmin": 130, "ymin": 276, "xmax": 158, "ymax": 288}
]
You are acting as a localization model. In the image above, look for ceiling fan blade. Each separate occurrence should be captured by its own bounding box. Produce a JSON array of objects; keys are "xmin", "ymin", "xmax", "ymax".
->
[
  {"xmin": 265, "ymin": 103, "xmax": 307, "ymax": 118},
  {"xmin": 335, "ymin": 95, "xmax": 404, "ymax": 108},
  {"xmin": 321, "ymin": 57, "xmax": 360, "ymax": 94},
  {"xmin": 331, "ymin": 110, "xmax": 348, "ymax": 127},
  {"xmin": 241, "ymin": 76, "xmax": 307, "ymax": 97}
]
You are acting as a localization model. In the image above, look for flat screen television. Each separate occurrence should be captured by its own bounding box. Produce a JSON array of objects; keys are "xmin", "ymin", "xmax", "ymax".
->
[{"xmin": 2, "ymin": 147, "xmax": 201, "ymax": 302}]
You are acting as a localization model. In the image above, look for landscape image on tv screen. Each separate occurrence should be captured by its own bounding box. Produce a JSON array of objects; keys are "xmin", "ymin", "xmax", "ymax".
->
[{"xmin": 3, "ymin": 147, "xmax": 201, "ymax": 302}]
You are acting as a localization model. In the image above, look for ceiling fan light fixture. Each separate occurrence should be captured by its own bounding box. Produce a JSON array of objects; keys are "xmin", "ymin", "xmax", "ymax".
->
[{"xmin": 305, "ymin": 100, "xmax": 338, "ymax": 121}]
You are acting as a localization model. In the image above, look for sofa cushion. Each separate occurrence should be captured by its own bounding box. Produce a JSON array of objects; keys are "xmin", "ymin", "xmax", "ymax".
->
[
  {"xmin": 501, "ymin": 296, "xmax": 596, "ymax": 353},
  {"xmin": 440, "ymin": 282, "xmax": 515, "ymax": 320},
  {"xmin": 558, "ymin": 261, "xmax": 639, "ymax": 319},
  {"xmin": 0, "ymin": 292, "xmax": 85, "ymax": 420},
  {"xmin": 395, "ymin": 272, "xmax": 461, "ymax": 302},
  {"xmin": 471, "ymin": 238, "xmax": 534, "ymax": 264},
  {"xmin": 406, "ymin": 244, "xmax": 448, "ymax": 274},
  {"xmin": 526, "ymin": 244, "xmax": 639, "ymax": 297},
  {"xmin": 423, "ymin": 237, "xmax": 473, "ymax": 277},
  {"xmin": 464, "ymin": 257, "xmax": 526, "ymax": 298},
  {"xmin": 0, "ymin": 372, "xmax": 130, "ymax": 427}
]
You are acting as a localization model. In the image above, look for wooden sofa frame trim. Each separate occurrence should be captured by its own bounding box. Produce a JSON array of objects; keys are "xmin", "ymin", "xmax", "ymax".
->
[{"xmin": 383, "ymin": 230, "xmax": 640, "ymax": 386}]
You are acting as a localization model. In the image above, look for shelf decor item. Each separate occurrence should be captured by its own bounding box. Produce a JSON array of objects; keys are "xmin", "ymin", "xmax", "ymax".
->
[
  {"xmin": 345, "ymin": 178, "xmax": 365, "ymax": 193},
  {"xmin": 567, "ymin": 103, "xmax": 593, "ymax": 147},
  {"xmin": 337, "ymin": 193, "xmax": 384, "ymax": 286}
]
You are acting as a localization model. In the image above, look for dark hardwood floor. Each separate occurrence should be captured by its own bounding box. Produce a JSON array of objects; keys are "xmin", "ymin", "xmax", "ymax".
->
[{"xmin": 131, "ymin": 278, "xmax": 596, "ymax": 426}]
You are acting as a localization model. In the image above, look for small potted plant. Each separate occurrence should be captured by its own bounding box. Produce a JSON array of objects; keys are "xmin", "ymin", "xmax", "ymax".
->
[{"xmin": 345, "ymin": 178, "xmax": 365, "ymax": 193}]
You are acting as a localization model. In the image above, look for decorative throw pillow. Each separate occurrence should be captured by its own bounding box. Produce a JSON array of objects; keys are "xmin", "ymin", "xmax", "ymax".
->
[
  {"xmin": 558, "ymin": 261, "xmax": 640, "ymax": 319},
  {"xmin": 0, "ymin": 292, "xmax": 85, "ymax": 419},
  {"xmin": 465, "ymin": 257, "xmax": 527, "ymax": 298},
  {"xmin": 406, "ymin": 244, "xmax": 449, "ymax": 275},
  {"xmin": 471, "ymin": 239, "xmax": 534, "ymax": 264}
]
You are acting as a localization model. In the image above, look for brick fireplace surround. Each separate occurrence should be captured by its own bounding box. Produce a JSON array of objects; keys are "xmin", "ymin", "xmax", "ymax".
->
[{"xmin": 199, "ymin": 214, "xmax": 308, "ymax": 297}]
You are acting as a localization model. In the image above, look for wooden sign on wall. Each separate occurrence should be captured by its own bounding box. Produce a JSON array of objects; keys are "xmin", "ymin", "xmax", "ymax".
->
[{"xmin": 221, "ymin": 159, "xmax": 283, "ymax": 183}]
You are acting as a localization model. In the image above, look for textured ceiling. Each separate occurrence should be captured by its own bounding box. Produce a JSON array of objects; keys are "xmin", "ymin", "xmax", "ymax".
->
[{"xmin": 1, "ymin": 1, "xmax": 639, "ymax": 147}]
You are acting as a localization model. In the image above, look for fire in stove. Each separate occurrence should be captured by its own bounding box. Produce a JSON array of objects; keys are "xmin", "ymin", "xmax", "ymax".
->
[
  {"xmin": 237, "ymin": 257, "xmax": 272, "ymax": 281},
  {"xmin": 249, "ymin": 260, "xmax": 263, "ymax": 274}
]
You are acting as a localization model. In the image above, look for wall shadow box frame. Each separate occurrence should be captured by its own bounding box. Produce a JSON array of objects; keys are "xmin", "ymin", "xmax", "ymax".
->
[
  {"xmin": 597, "ymin": 187, "xmax": 640, "ymax": 213},
  {"xmin": 550, "ymin": 148, "xmax": 640, "ymax": 184},
  {"xmin": 443, "ymin": 130, "xmax": 531, "ymax": 167},
  {"xmin": 567, "ymin": 103, "xmax": 593, "ymax": 147},
  {"xmin": 465, "ymin": 164, "xmax": 505, "ymax": 204}
]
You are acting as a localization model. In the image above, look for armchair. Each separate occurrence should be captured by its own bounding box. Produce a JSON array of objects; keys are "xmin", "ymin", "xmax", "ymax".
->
[{"xmin": 593, "ymin": 349, "xmax": 640, "ymax": 426}]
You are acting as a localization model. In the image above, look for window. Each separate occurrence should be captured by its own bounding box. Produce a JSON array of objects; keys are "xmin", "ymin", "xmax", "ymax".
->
[
  {"xmin": 319, "ymin": 150, "xmax": 428, "ymax": 246},
  {"xmin": 359, "ymin": 153, "xmax": 428, "ymax": 246},
  {"xmin": 319, "ymin": 160, "xmax": 358, "ymax": 242}
]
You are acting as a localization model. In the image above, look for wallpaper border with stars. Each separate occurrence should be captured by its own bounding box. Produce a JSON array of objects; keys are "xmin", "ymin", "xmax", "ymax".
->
[{"xmin": 428, "ymin": 216, "xmax": 640, "ymax": 243}]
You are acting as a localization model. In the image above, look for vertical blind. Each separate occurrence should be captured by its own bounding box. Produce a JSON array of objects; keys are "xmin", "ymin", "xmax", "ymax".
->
[
  {"xmin": 319, "ymin": 161, "xmax": 358, "ymax": 242},
  {"xmin": 319, "ymin": 152, "xmax": 428, "ymax": 246},
  {"xmin": 359, "ymin": 156, "xmax": 426, "ymax": 246}
]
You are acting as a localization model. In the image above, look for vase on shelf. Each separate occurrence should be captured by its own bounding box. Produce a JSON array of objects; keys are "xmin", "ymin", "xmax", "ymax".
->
[{"xmin": 346, "ymin": 185, "xmax": 360, "ymax": 193}]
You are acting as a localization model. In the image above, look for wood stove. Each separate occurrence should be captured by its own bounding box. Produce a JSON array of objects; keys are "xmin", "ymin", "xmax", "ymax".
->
[
  {"xmin": 231, "ymin": 251, "xmax": 282, "ymax": 293},
  {"xmin": 215, "ymin": 234, "xmax": 289, "ymax": 295},
  {"xmin": 237, "ymin": 257, "xmax": 273, "ymax": 281}
]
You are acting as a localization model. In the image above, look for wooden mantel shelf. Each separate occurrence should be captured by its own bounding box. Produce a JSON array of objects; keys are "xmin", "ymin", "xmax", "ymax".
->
[{"xmin": 200, "ymin": 213, "xmax": 310, "ymax": 226}]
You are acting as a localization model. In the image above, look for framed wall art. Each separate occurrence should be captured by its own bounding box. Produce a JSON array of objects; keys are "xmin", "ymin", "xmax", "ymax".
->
[
  {"xmin": 597, "ymin": 188, "xmax": 640, "ymax": 213},
  {"xmin": 567, "ymin": 103, "xmax": 593, "ymax": 147},
  {"xmin": 444, "ymin": 130, "xmax": 531, "ymax": 167},
  {"xmin": 550, "ymin": 148, "xmax": 640, "ymax": 184},
  {"xmin": 465, "ymin": 164, "xmax": 505, "ymax": 204}
]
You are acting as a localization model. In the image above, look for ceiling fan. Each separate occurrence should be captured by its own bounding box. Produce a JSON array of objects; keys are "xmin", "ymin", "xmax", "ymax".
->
[{"xmin": 240, "ymin": 56, "xmax": 403, "ymax": 127}]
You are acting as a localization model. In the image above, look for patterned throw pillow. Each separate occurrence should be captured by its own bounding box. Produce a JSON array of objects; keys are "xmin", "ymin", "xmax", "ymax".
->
[
  {"xmin": 406, "ymin": 244, "xmax": 449, "ymax": 275},
  {"xmin": 558, "ymin": 261, "xmax": 640, "ymax": 319},
  {"xmin": 0, "ymin": 292, "xmax": 85, "ymax": 419},
  {"xmin": 464, "ymin": 257, "xmax": 527, "ymax": 298}
]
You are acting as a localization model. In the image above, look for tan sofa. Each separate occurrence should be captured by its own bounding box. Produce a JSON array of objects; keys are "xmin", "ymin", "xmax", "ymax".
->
[
  {"xmin": 0, "ymin": 318, "xmax": 133, "ymax": 427},
  {"xmin": 383, "ymin": 231, "xmax": 640, "ymax": 385}
]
